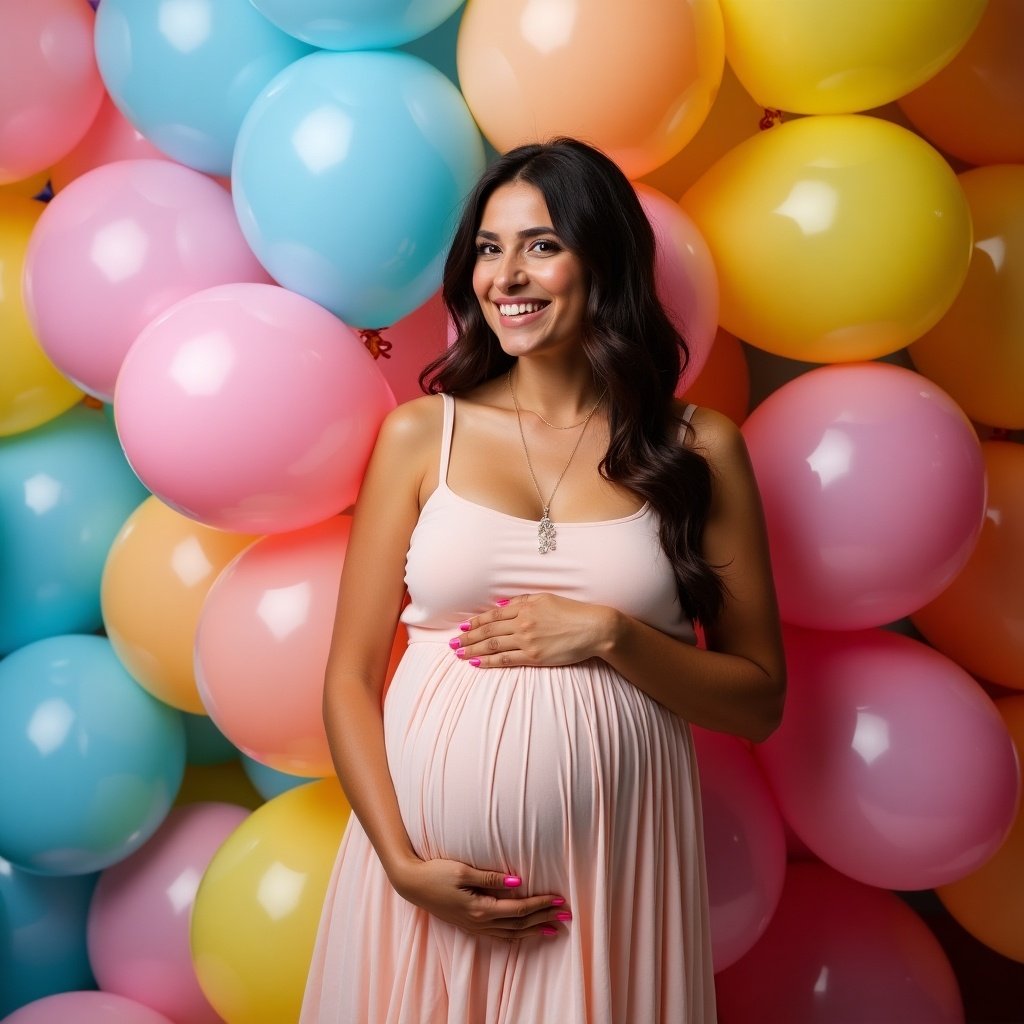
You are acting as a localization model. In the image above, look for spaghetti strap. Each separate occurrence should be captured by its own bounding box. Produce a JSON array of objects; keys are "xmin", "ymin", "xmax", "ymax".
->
[
  {"xmin": 438, "ymin": 392, "xmax": 456, "ymax": 486},
  {"xmin": 681, "ymin": 402, "xmax": 698, "ymax": 424}
]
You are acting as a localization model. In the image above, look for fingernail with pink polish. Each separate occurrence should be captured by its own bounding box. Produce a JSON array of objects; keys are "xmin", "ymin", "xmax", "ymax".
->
[
  {"xmin": 540, "ymin": 926, "xmax": 558, "ymax": 937},
  {"xmin": 555, "ymin": 911, "xmax": 572, "ymax": 922},
  {"xmin": 456, "ymin": 649, "xmax": 466, "ymax": 659},
  {"xmin": 459, "ymin": 621, "xmax": 471, "ymax": 631},
  {"xmin": 469, "ymin": 658, "xmax": 481, "ymax": 667},
  {"xmin": 503, "ymin": 875, "xmax": 522, "ymax": 888},
  {"xmin": 448, "ymin": 637, "xmax": 461, "ymax": 649},
  {"xmin": 496, "ymin": 598, "xmax": 510, "ymax": 607},
  {"xmin": 551, "ymin": 897, "xmax": 566, "ymax": 907}
]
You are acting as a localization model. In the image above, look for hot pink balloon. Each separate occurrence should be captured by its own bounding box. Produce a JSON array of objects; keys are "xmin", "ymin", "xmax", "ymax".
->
[
  {"xmin": 114, "ymin": 283, "xmax": 396, "ymax": 533},
  {"xmin": 756, "ymin": 626, "xmax": 1020, "ymax": 891},
  {"xmin": 87, "ymin": 802, "xmax": 249, "ymax": 1024},
  {"xmin": 195, "ymin": 516, "xmax": 352, "ymax": 776},
  {"xmin": 374, "ymin": 289, "xmax": 451, "ymax": 405},
  {"xmin": 715, "ymin": 862, "xmax": 964, "ymax": 1023},
  {"xmin": 741, "ymin": 362, "xmax": 986, "ymax": 630},
  {"xmin": 2, "ymin": 991, "xmax": 175, "ymax": 1024},
  {"xmin": 691, "ymin": 726, "xmax": 785, "ymax": 972},
  {"xmin": 0, "ymin": 0, "xmax": 104, "ymax": 184},
  {"xmin": 23, "ymin": 159, "xmax": 268, "ymax": 402},
  {"xmin": 634, "ymin": 183, "xmax": 718, "ymax": 393}
]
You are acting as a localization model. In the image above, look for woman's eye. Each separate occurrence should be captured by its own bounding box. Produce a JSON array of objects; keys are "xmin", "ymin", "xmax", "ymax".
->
[
  {"xmin": 475, "ymin": 242, "xmax": 500, "ymax": 256},
  {"xmin": 530, "ymin": 239, "xmax": 559, "ymax": 254}
]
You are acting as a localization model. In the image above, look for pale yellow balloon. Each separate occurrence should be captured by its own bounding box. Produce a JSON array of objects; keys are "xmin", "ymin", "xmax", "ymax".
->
[
  {"xmin": 681, "ymin": 115, "xmax": 973, "ymax": 363},
  {"xmin": 101, "ymin": 495, "xmax": 258, "ymax": 713},
  {"xmin": 0, "ymin": 195, "xmax": 82, "ymax": 436},
  {"xmin": 191, "ymin": 778, "xmax": 351, "ymax": 1024},
  {"xmin": 720, "ymin": 0, "xmax": 988, "ymax": 113}
]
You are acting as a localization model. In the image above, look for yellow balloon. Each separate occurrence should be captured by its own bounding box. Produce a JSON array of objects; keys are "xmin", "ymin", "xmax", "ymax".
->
[
  {"xmin": 0, "ymin": 195, "xmax": 82, "ymax": 436},
  {"xmin": 720, "ymin": 0, "xmax": 988, "ymax": 113},
  {"xmin": 102, "ymin": 495, "xmax": 258, "ymax": 713},
  {"xmin": 681, "ymin": 115, "xmax": 972, "ymax": 362},
  {"xmin": 191, "ymin": 778, "xmax": 351, "ymax": 1024},
  {"xmin": 909, "ymin": 165, "xmax": 1024, "ymax": 429}
]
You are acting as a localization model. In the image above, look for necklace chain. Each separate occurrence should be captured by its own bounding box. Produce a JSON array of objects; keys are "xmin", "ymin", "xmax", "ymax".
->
[{"xmin": 507, "ymin": 369, "xmax": 604, "ymax": 554}]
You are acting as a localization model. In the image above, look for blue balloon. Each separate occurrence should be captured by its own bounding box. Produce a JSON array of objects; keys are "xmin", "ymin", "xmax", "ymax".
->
[
  {"xmin": 94, "ymin": 0, "xmax": 315, "ymax": 175},
  {"xmin": 232, "ymin": 49, "xmax": 485, "ymax": 327},
  {"xmin": 0, "ymin": 405, "xmax": 148, "ymax": 657},
  {"xmin": 183, "ymin": 712, "xmax": 237, "ymax": 766},
  {"xmin": 0, "ymin": 636, "xmax": 186, "ymax": 876},
  {"xmin": 0, "ymin": 859, "xmax": 98, "ymax": 1016},
  {"xmin": 240, "ymin": 754, "xmax": 320, "ymax": 801},
  {"xmin": 252, "ymin": 0, "xmax": 465, "ymax": 51}
]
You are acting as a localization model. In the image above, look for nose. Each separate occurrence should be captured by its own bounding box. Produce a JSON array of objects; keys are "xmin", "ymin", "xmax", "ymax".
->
[{"xmin": 494, "ymin": 250, "xmax": 527, "ymax": 291}]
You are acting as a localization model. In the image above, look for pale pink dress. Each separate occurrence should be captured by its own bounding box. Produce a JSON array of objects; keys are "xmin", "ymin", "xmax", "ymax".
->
[{"xmin": 301, "ymin": 394, "xmax": 715, "ymax": 1023}]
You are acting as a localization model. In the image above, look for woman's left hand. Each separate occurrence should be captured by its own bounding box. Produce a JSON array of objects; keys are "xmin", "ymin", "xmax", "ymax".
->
[{"xmin": 450, "ymin": 594, "xmax": 616, "ymax": 668}]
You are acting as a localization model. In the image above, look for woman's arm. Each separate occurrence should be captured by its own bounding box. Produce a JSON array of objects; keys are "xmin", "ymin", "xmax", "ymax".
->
[{"xmin": 453, "ymin": 407, "xmax": 785, "ymax": 743}]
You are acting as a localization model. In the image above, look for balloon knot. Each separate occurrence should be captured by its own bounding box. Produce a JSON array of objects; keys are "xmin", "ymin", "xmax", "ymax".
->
[
  {"xmin": 81, "ymin": 395, "xmax": 104, "ymax": 410},
  {"xmin": 759, "ymin": 108, "xmax": 783, "ymax": 130},
  {"xmin": 359, "ymin": 328, "xmax": 392, "ymax": 360}
]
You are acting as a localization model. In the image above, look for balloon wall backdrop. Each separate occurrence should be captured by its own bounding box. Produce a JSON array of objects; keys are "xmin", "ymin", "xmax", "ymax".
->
[{"xmin": 1, "ymin": 1, "xmax": 1021, "ymax": 1021}]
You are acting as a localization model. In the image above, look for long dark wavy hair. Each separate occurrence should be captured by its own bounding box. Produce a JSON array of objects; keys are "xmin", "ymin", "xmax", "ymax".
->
[{"xmin": 420, "ymin": 138, "xmax": 725, "ymax": 626}]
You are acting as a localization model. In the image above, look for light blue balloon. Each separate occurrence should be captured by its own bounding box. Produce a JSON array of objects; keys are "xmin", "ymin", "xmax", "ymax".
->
[
  {"xmin": 0, "ymin": 405, "xmax": 148, "ymax": 657},
  {"xmin": 252, "ymin": 0, "xmax": 465, "ymax": 51},
  {"xmin": 0, "ymin": 636, "xmax": 186, "ymax": 876},
  {"xmin": 94, "ymin": 0, "xmax": 315, "ymax": 175},
  {"xmin": 232, "ymin": 48, "xmax": 485, "ymax": 328},
  {"xmin": 0, "ymin": 859, "xmax": 98, "ymax": 1016},
  {"xmin": 240, "ymin": 754, "xmax": 320, "ymax": 801},
  {"xmin": 183, "ymin": 712, "xmax": 238, "ymax": 766}
]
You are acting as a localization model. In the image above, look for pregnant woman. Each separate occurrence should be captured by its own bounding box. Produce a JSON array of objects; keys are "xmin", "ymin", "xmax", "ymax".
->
[{"xmin": 301, "ymin": 138, "xmax": 785, "ymax": 1023}]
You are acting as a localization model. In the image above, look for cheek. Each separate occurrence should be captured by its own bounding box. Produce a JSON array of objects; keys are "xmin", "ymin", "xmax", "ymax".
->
[{"xmin": 471, "ymin": 264, "xmax": 491, "ymax": 303}]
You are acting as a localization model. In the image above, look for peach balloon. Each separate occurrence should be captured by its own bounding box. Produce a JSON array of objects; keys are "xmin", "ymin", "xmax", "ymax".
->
[
  {"xmin": 909, "ymin": 165, "xmax": 1024, "ymax": 429},
  {"xmin": 912, "ymin": 442, "xmax": 1024, "ymax": 691},
  {"xmin": 680, "ymin": 327, "xmax": 750, "ymax": 424},
  {"xmin": 899, "ymin": 0, "xmax": 1024, "ymax": 167},
  {"xmin": 456, "ymin": 0, "xmax": 724, "ymax": 180},
  {"xmin": 101, "ymin": 496, "xmax": 258, "ymax": 713}
]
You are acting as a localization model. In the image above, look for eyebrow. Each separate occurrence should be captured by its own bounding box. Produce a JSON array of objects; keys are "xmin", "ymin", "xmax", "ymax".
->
[{"xmin": 475, "ymin": 226, "xmax": 558, "ymax": 240}]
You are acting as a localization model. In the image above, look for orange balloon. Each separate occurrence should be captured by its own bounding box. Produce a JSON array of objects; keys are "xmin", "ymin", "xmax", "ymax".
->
[
  {"xmin": 102, "ymin": 495, "xmax": 258, "ymax": 713},
  {"xmin": 937, "ymin": 695, "xmax": 1024, "ymax": 963},
  {"xmin": 456, "ymin": 0, "xmax": 724, "ymax": 179},
  {"xmin": 899, "ymin": 0, "xmax": 1024, "ymax": 167},
  {"xmin": 909, "ymin": 165, "xmax": 1024, "ymax": 429},
  {"xmin": 0, "ymin": 168, "xmax": 49, "ymax": 199},
  {"xmin": 912, "ymin": 442, "xmax": 1024, "ymax": 691},
  {"xmin": 680, "ymin": 327, "xmax": 750, "ymax": 425}
]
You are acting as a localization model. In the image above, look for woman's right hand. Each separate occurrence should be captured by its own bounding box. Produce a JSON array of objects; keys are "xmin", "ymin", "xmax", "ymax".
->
[{"xmin": 389, "ymin": 857, "xmax": 571, "ymax": 941}]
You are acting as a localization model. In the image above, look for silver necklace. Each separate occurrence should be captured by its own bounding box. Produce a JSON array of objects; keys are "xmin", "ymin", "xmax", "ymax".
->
[{"xmin": 507, "ymin": 369, "xmax": 604, "ymax": 554}]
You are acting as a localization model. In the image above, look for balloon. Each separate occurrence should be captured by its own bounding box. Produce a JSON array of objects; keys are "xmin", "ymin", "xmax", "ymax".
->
[
  {"xmin": 0, "ymin": 0, "xmax": 104, "ymax": 183},
  {"xmin": 912, "ymin": 442, "xmax": 1024, "ymax": 691},
  {"xmin": 114, "ymin": 283, "xmax": 396, "ymax": 533},
  {"xmin": 899, "ymin": 0, "xmax": 1024, "ymax": 167},
  {"xmin": 94, "ymin": 0, "xmax": 314, "ymax": 176},
  {"xmin": 683, "ymin": 114, "xmax": 972, "ymax": 362},
  {"xmin": 371, "ymin": 290, "xmax": 451, "ymax": 406},
  {"xmin": 719, "ymin": 0, "xmax": 987, "ymax": 114},
  {"xmin": 241, "ymin": 755, "xmax": 320, "ymax": 801},
  {"xmin": 741, "ymin": 363, "xmax": 986, "ymax": 631},
  {"xmin": 87, "ymin": 803, "xmax": 249, "ymax": 1024},
  {"xmin": 190, "ymin": 779, "xmax": 351, "ymax": 1024},
  {"xmin": 0, "ymin": 859, "xmax": 97, "ymax": 1017},
  {"xmin": 634, "ymin": 184, "xmax": 717, "ymax": 391},
  {"xmin": 0, "ymin": 169, "xmax": 50, "ymax": 200},
  {"xmin": 0, "ymin": 405, "xmax": 148, "ymax": 655},
  {"xmin": 909, "ymin": 165, "xmax": 1024, "ymax": 429},
  {"xmin": 232, "ymin": 49, "xmax": 484, "ymax": 328},
  {"xmin": 101, "ymin": 495, "xmax": 257, "ymax": 713},
  {"xmin": 715, "ymin": 862, "xmax": 964, "ymax": 1023},
  {"xmin": 691, "ymin": 728, "xmax": 785, "ymax": 972},
  {"xmin": 938, "ymin": 696, "xmax": 1024, "ymax": 963},
  {"xmin": 252, "ymin": 0, "xmax": 464, "ymax": 50},
  {"xmin": 183, "ymin": 713, "xmax": 240, "ymax": 767},
  {"xmin": 1, "ymin": 992, "xmax": 175, "ymax": 1024},
  {"xmin": 679, "ymin": 327, "xmax": 750, "ymax": 425},
  {"xmin": 174, "ymin": 762, "xmax": 264, "ymax": 812},
  {"xmin": 0, "ymin": 195, "xmax": 82, "ymax": 437},
  {"xmin": 196, "ymin": 516, "xmax": 352, "ymax": 776},
  {"xmin": 457, "ymin": 0, "xmax": 724, "ymax": 181},
  {"xmin": 24, "ymin": 159, "xmax": 270, "ymax": 403},
  {"xmin": 0, "ymin": 635, "xmax": 186, "ymax": 876},
  {"xmin": 50, "ymin": 95, "xmax": 170, "ymax": 194},
  {"xmin": 755, "ymin": 627, "xmax": 1019, "ymax": 891}
]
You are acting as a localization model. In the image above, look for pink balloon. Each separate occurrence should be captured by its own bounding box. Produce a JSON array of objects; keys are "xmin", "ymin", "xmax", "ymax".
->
[
  {"xmin": 50, "ymin": 95, "xmax": 171, "ymax": 193},
  {"xmin": 373, "ymin": 290, "xmax": 451, "ymax": 405},
  {"xmin": 741, "ymin": 362, "xmax": 986, "ymax": 630},
  {"xmin": 691, "ymin": 726, "xmax": 786, "ymax": 972},
  {"xmin": 87, "ymin": 803, "xmax": 249, "ymax": 1024},
  {"xmin": 195, "ymin": 516, "xmax": 352, "ymax": 776},
  {"xmin": 114, "ymin": 283, "xmax": 396, "ymax": 533},
  {"xmin": 634, "ymin": 183, "xmax": 718, "ymax": 392},
  {"xmin": 23, "ymin": 159, "xmax": 269, "ymax": 402},
  {"xmin": 715, "ymin": 862, "xmax": 964, "ymax": 1022},
  {"xmin": 756, "ymin": 626, "xmax": 1020, "ymax": 891},
  {"xmin": 2, "ymin": 991, "xmax": 175, "ymax": 1024},
  {"xmin": 0, "ymin": 0, "xmax": 104, "ymax": 184}
]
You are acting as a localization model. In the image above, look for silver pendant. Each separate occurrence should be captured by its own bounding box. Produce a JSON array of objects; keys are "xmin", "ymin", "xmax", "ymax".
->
[{"xmin": 538, "ymin": 509, "xmax": 556, "ymax": 554}]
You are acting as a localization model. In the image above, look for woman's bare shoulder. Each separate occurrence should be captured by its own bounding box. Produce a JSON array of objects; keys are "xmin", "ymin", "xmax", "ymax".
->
[{"xmin": 673, "ymin": 400, "xmax": 748, "ymax": 467}]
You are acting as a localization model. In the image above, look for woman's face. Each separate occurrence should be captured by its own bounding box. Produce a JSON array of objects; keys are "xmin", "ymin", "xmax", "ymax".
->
[{"xmin": 471, "ymin": 181, "xmax": 588, "ymax": 360}]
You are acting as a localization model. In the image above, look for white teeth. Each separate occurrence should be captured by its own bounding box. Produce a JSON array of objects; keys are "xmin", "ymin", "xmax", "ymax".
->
[{"xmin": 498, "ymin": 302, "xmax": 544, "ymax": 316}]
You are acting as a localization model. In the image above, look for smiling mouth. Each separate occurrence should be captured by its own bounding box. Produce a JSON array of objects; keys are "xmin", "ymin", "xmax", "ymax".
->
[{"xmin": 496, "ymin": 301, "xmax": 549, "ymax": 317}]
